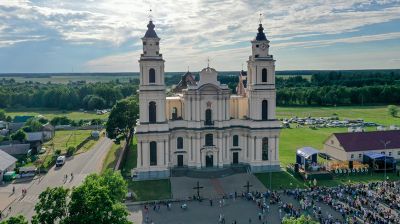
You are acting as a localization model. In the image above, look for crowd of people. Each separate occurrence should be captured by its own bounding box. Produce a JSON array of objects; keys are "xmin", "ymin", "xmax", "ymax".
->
[
  {"xmin": 284, "ymin": 181, "xmax": 400, "ymax": 223},
  {"xmin": 140, "ymin": 180, "xmax": 400, "ymax": 224}
]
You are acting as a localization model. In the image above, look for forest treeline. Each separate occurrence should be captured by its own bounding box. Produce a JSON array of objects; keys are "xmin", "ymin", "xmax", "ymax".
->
[
  {"xmin": 0, "ymin": 79, "xmax": 138, "ymax": 110},
  {"xmin": 217, "ymin": 70, "xmax": 400, "ymax": 106},
  {"xmin": 0, "ymin": 70, "xmax": 399, "ymax": 109}
]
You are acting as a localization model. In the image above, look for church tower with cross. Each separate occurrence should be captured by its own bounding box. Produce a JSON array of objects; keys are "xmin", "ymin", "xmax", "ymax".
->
[
  {"xmin": 134, "ymin": 15, "xmax": 280, "ymax": 180},
  {"xmin": 135, "ymin": 17, "xmax": 170, "ymax": 179}
]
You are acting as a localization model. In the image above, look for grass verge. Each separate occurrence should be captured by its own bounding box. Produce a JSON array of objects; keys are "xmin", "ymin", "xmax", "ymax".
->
[
  {"xmin": 127, "ymin": 179, "xmax": 171, "ymax": 201},
  {"xmin": 255, "ymin": 171, "xmax": 307, "ymax": 190},
  {"xmin": 256, "ymin": 171, "xmax": 400, "ymax": 190},
  {"xmin": 121, "ymin": 137, "xmax": 137, "ymax": 178},
  {"xmin": 101, "ymin": 142, "xmax": 123, "ymax": 173}
]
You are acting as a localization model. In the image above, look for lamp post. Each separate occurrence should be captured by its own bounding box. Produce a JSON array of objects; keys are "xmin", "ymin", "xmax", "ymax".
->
[
  {"xmin": 269, "ymin": 148, "xmax": 272, "ymax": 190},
  {"xmin": 380, "ymin": 140, "xmax": 391, "ymax": 181}
]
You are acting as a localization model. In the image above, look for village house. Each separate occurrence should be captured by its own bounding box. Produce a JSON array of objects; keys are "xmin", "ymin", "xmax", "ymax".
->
[{"xmin": 323, "ymin": 130, "xmax": 400, "ymax": 162}]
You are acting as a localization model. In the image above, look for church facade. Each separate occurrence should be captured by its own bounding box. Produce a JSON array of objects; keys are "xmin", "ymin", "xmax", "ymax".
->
[{"xmin": 134, "ymin": 20, "xmax": 281, "ymax": 179}]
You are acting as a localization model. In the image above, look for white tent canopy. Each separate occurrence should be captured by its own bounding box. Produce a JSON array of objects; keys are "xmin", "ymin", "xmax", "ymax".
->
[{"xmin": 296, "ymin": 147, "xmax": 319, "ymax": 159}]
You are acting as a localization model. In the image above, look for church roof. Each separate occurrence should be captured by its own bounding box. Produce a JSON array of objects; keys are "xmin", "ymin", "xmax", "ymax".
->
[
  {"xmin": 172, "ymin": 71, "xmax": 197, "ymax": 93},
  {"xmin": 236, "ymin": 70, "xmax": 247, "ymax": 96},
  {"xmin": 255, "ymin": 23, "xmax": 267, "ymax": 41},
  {"xmin": 144, "ymin": 20, "xmax": 158, "ymax": 38}
]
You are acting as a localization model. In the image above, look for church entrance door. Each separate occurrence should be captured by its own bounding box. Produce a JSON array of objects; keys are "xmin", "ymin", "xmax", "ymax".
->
[
  {"xmin": 177, "ymin": 155, "xmax": 183, "ymax": 167},
  {"xmin": 233, "ymin": 152, "xmax": 239, "ymax": 164},
  {"xmin": 205, "ymin": 155, "xmax": 213, "ymax": 167}
]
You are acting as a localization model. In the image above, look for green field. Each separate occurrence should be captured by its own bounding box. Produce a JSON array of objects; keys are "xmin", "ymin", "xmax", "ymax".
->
[
  {"xmin": 279, "ymin": 127, "xmax": 344, "ymax": 165},
  {"xmin": 278, "ymin": 105, "xmax": 400, "ymax": 165},
  {"xmin": 43, "ymin": 130, "xmax": 93, "ymax": 153},
  {"xmin": 5, "ymin": 109, "xmax": 109, "ymax": 121}
]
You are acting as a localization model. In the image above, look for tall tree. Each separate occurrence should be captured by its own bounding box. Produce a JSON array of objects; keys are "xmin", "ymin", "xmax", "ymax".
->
[
  {"xmin": 106, "ymin": 97, "xmax": 139, "ymax": 141},
  {"xmin": 67, "ymin": 171, "xmax": 130, "ymax": 224},
  {"xmin": 0, "ymin": 215, "xmax": 28, "ymax": 224},
  {"xmin": 11, "ymin": 130, "xmax": 26, "ymax": 142},
  {"xmin": 32, "ymin": 187, "xmax": 69, "ymax": 224},
  {"xmin": 0, "ymin": 109, "xmax": 6, "ymax": 121},
  {"xmin": 282, "ymin": 215, "xmax": 318, "ymax": 224}
]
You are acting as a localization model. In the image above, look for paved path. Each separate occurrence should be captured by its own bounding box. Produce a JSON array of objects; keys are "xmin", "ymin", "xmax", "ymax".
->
[
  {"xmin": 1, "ymin": 137, "xmax": 113, "ymax": 220},
  {"xmin": 171, "ymin": 173, "xmax": 267, "ymax": 199}
]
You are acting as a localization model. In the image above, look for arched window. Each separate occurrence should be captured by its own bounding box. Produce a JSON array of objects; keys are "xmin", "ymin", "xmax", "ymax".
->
[
  {"xmin": 233, "ymin": 135, "xmax": 239, "ymax": 147},
  {"xmin": 262, "ymin": 68, "xmax": 267, "ymax": 82},
  {"xmin": 149, "ymin": 68, "xmax": 156, "ymax": 83},
  {"xmin": 150, "ymin": 141, "xmax": 157, "ymax": 165},
  {"xmin": 205, "ymin": 134, "xmax": 213, "ymax": 146},
  {"xmin": 149, "ymin": 101, "xmax": 156, "ymax": 123},
  {"xmin": 177, "ymin": 137, "xmax": 183, "ymax": 149},
  {"xmin": 172, "ymin": 107, "xmax": 178, "ymax": 120},
  {"xmin": 205, "ymin": 109, "xmax": 212, "ymax": 125},
  {"xmin": 262, "ymin": 138, "xmax": 268, "ymax": 161},
  {"xmin": 261, "ymin": 100, "xmax": 268, "ymax": 121}
]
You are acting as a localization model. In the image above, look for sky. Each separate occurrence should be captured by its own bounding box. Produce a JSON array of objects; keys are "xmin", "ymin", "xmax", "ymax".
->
[{"xmin": 0, "ymin": 0, "xmax": 400, "ymax": 73}]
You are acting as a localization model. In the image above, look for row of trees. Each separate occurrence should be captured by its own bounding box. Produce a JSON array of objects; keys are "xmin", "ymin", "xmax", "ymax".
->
[
  {"xmin": 1, "ymin": 70, "xmax": 400, "ymax": 110},
  {"xmin": 1, "ymin": 171, "xmax": 131, "ymax": 224},
  {"xmin": 277, "ymin": 85, "xmax": 400, "ymax": 106},
  {"xmin": 0, "ymin": 81, "xmax": 137, "ymax": 110}
]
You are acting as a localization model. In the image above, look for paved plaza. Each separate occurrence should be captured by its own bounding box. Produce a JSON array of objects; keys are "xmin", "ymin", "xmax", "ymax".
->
[
  {"xmin": 128, "ymin": 173, "xmax": 343, "ymax": 224},
  {"xmin": 128, "ymin": 193, "xmax": 343, "ymax": 224},
  {"xmin": 170, "ymin": 173, "xmax": 267, "ymax": 200}
]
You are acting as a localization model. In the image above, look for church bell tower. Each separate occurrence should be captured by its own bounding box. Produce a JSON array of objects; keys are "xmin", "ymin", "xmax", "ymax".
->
[
  {"xmin": 247, "ymin": 22, "xmax": 276, "ymax": 121},
  {"xmin": 135, "ymin": 19, "xmax": 170, "ymax": 179},
  {"xmin": 138, "ymin": 20, "xmax": 167, "ymax": 124}
]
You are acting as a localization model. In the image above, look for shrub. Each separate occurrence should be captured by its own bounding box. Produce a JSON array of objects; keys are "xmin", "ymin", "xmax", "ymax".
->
[
  {"xmin": 388, "ymin": 105, "xmax": 398, "ymax": 117},
  {"xmin": 66, "ymin": 146, "xmax": 76, "ymax": 157},
  {"xmin": 55, "ymin": 149, "xmax": 62, "ymax": 156}
]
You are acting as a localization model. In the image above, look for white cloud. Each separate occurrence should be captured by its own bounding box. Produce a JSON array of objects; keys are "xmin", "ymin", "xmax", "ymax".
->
[
  {"xmin": 274, "ymin": 32, "xmax": 400, "ymax": 48},
  {"xmin": 1, "ymin": 0, "xmax": 400, "ymax": 71}
]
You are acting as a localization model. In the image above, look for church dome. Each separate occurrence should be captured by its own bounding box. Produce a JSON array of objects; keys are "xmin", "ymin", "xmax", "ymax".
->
[
  {"xmin": 144, "ymin": 20, "xmax": 159, "ymax": 38},
  {"xmin": 255, "ymin": 24, "xmax": 267, "ymax": 41}
]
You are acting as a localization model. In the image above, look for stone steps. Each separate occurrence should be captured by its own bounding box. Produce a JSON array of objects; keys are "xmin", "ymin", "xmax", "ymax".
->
[{"xmin": 171, "ymin": 165, "xmax": 249, "ymax": 179}]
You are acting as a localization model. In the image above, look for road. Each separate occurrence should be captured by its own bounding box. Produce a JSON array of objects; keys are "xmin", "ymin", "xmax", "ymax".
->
[{"xmin": 4, "ymin": 137, "xmax": 113, "ymax": 220}]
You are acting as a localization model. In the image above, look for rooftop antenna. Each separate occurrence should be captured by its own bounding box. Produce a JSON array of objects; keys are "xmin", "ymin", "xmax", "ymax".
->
[{"xmin": 207, "ymin": 57, "xmax": 210, "ymax": 68}]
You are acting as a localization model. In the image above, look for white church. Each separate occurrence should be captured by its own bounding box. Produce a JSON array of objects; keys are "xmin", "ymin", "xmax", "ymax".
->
[{"xmin": 134, "ymin": 19, "xmax": 281, "ymax": 179}]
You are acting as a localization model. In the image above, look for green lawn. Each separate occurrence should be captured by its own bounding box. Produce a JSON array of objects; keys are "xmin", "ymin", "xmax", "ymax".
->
[
  {"xmin": 277, "ymin": 105, "xmax": 400, "ymax": 126},
  {"xmin": 102, "ymin": 142, "xmax": 123, "ymax": 173},
  {"xmin": 262, "ymin": 105, "xmax": 400, "ymax": 189},
  {"xmin": 121, "ymin": 137, "xmax": 172, "ymax": 201},
  {"xmin": 279, "ymin": 127, "xmax": 345, "ymax": 166},
  {"xmin": 127, "ymin": 179, "xmax": 171, "ymax": 201},
  {"xmin": 43, "ymin": 130, "xmax": 92, "ymax": 153},
  {"xmin": 255, "ymin": 172, "xmax": 307, "ymax": 190},
  {"xmin": 121, "ymin": 137, "xmax": 137, "ymax": 178},
  {"xmin": 256, "ymin": 171, "xmax": 400, "ymax": 190},
  {"xmin": 5, "ymin": 109, "xmax": 108, "ymax": 121}
]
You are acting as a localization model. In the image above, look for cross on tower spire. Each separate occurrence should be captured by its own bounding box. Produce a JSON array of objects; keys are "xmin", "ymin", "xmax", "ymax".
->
[
  {"xmin": 148, "ymin": 8, "xmax": 153, "ymax": 21},
  {"xmin": 259, "ymin": 12, "xmax": 263, "ymax": 24},
  {"xmin": 207, "ymin": 57, "xmax": 210, "ymax": 68}
]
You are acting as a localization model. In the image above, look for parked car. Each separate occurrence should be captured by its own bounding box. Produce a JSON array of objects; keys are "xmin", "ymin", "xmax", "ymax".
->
[{"xmin": 56, "ymin": 156, "xmax": 66, "ymax": 167}]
